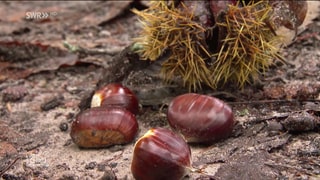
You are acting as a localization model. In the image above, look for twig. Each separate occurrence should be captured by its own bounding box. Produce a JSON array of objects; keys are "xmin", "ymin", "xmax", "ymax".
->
[
  {"xmin": 227, "ymin": 99, "xmax": 320, "ymax": 105},
  {"xmin": 296, "ymin": 32, "xmax": 319, "ymax": 42},
  {"xmin": 264, "ymin": 162, "xmax": 313, "ymax": 176},
  {"xmin": 0, "ymin": 156, "xmax": 21, "ymax": 176},
  {"xmin": 0, "ymin": 79, "xmax": 25, "ymax": 91}
]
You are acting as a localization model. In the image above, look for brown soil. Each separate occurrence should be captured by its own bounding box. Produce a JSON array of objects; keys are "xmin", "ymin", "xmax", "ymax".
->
[{"xmin": 0, "ymin": 1, "xmax": 319, "ymax": 180}]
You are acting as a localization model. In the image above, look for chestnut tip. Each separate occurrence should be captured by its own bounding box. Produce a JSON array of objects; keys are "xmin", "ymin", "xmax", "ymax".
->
[
  {"xmin": 91, "ymin": 83, "xmax": 139, "ymax": 115},
  {"xmin": 131, "ymin": 127, "xmax": 191, "ymax": 180}
]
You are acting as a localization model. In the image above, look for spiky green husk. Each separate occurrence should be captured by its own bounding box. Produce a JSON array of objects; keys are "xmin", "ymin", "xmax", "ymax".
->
[
  {"xmin": 132, "ymin": 2, "xmax": 168, "ymax": 61},
  {"xmin": 132, "ymin": 2, "xmax": 213, "ymax": 91},
  {"xmin": 211, "ymin": 1, "xmax": 284, "ymax": 88},
  {"xmin": 133, "ymin": 1, "xmax": 284, "ymax": 91}
]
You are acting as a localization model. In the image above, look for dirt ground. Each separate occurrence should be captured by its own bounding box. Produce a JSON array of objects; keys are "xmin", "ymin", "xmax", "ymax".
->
[{"xmin": 0, "ymin": 1, "xmax": 319, "ymax": 180}]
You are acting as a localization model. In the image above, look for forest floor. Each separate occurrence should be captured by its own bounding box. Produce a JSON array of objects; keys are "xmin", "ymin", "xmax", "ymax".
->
[{"xmin": 0, "ymin": 1, "xmax": 319, "ymax": 180}]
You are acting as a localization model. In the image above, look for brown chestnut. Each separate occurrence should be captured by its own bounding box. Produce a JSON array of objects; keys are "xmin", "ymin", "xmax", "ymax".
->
[
  {"xmin": 167, "ymin": 93, "xmax": 234, "ymax": 143},
  {"xmin": 131, "ymin": 128, "xmax": 191, "ymax": 180},
  {"xmin": 70, "ymin": 107, "xmax": 138, "ymax": 148},
  {"xmin": 91, "ymin": 83, "xmax": 139, "ymax": 115}
]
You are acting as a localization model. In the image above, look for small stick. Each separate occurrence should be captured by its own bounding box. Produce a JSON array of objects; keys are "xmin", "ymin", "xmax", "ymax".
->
[
  {"xmin": 227, "ymin": 99, "xmax": 320, "ymax": 105},
  {"xmin": 0, "ymin": 156, "xmax": 21, "ymax": 176}
]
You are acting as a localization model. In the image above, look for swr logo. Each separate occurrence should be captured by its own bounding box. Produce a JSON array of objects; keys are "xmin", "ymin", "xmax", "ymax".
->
[{"xmin": 25, "ymin": 12, "xmax": 49, "ymax": 19}]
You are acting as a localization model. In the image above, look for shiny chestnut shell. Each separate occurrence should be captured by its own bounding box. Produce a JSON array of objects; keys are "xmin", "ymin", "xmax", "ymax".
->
[
  {"xmin": 131, "ymin": 128, "xmax": 191, "ymax": 180},
  {"xmin": 167, "ymin": 93, "xmax": 234, "ymax": 143},
  {"xmin": 70, "ymin": 107, "xmax": 138, "ymax": 148},
  {"xmin": 91, "ymin": 83, "xmax": 139, "ymax": 115}
]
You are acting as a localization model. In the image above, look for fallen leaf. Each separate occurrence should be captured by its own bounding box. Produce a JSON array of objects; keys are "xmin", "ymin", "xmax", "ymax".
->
[{"xmin": 0, "ymin": 40, "xmax": 80, "ymax": 80}]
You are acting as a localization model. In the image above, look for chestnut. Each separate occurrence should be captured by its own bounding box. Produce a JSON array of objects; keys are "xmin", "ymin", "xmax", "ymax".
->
[
  {"xmin": 167, "ymin": 93, "xmax": 234, "ymax": 143},
  {"xmin": 70, "ymin": 107, "xmax": 138, "ymax": 148},
  {"xmin": 131, "ymin": 128, "xmax": 191, "ymax": 180},
  {"xmin": 91, "ymin": 83, "xmax": 139, "ymax": 115}
]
